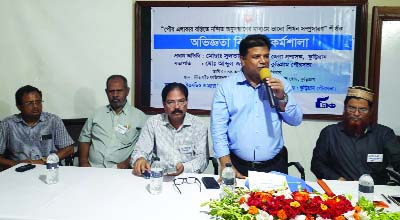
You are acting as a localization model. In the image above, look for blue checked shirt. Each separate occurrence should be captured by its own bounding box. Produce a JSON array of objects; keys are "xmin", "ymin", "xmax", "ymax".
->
[{"xmin": 0, "ymin": 112, "xmax": 74, "ymax": 161}]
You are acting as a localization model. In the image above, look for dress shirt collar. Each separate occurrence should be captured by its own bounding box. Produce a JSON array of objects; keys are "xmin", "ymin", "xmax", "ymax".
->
[
  {"xmin": 13, "ymin": 112, "xmax": 46, "ymax": 125},
  {"xmin": 236, "ymin": 71, "xmax": 248, "ymax": 85},
  {"xmin": 106, "ymin": 102, "xmax": 129, "ymax": 115},
  {"xmin": 161, "ymin": 112, "xmax": 192, "ymax": 130},
  {"xmin": 236, "ymin": 70, "xmax": 262, "ymax": 88}
]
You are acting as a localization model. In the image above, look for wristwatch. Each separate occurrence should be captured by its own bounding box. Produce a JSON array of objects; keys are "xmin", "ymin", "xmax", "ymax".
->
[{"xmin": 278, "ymin": 93, "xmax": 288, "ymax": 103}]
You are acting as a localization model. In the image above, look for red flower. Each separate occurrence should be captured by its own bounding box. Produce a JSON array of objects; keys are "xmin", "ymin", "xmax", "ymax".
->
[
  {"xmin": 244, "ymin": 190, "xmax": 354, "ymax": 219},
  {"xmin": 303, "ymin": 197, "xmax": 322, "ymax": 215},
  {"xmin": 292, "ymin": 191, "xmax": 310, "ymax": 202}
]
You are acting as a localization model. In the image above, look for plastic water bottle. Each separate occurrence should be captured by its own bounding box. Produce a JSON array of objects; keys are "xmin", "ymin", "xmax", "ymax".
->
[
  {"xmin": 221, "ymin": 163, "xmax": 235, "ymax": 196},
  {"xmin": 30, "ymin": 148, "xmax": 41, "ymax": 160},
  {"xmin": 358, "ymin": 174, "xmax": 374, "ymax": 201},
  {"xmin": 46, "ymin": 153, "xmax": 59, "ymax": 184},
  {"xmin": 149, "ymin": 157, "xmax": 163, "ymax": 195}
]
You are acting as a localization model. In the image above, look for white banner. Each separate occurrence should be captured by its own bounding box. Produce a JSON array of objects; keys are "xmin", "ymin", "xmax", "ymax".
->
[{"xmin": 150, "ymin": 6, "xmax": 356, "ymax": 115}]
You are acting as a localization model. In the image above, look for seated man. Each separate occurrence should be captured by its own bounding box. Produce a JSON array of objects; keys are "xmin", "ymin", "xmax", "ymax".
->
[
  {"xmin": 132, "ymin": 83, "xmax": 208, "ymax": 176},
  {"xmin": 0, "ymin": 85, "xmax": 74, "ymax": 170},
  {"xmin": 311, "ymin": 86, "xmax": 400, "ymax": 184},
  {"xmin": 78, "ymin": 75, "xmax": 147, "ymax": 168}
]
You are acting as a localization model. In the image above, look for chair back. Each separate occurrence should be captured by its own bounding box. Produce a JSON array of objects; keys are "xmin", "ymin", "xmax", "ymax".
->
[
  {"xmin": 62, "ymin": 118, "xmax": 87, "ymax": 166},
  {"xmin": 284, "ymin": 146, "xmax": 305, "ymax": 180}
]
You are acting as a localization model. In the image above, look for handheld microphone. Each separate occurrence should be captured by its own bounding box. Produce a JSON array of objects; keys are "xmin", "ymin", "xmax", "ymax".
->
[{"xmin": 259, "ymin": 68, "xmax": 277, "ymax": 108}]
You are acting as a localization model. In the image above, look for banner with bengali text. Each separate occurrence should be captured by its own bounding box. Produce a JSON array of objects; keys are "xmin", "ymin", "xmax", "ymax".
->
[{"xmin": 150, "ymin": 6, "xmax": 356, "ymax": 114}]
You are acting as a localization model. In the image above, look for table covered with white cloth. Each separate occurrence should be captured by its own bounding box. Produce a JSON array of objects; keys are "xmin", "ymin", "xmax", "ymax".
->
[
  {"xmin": 0, "ymin": 164, "xmax": 399, "ymax": 220},
  {"xmin": 0, "ymin": 164, "xmax": 219, "ymax": 220}
]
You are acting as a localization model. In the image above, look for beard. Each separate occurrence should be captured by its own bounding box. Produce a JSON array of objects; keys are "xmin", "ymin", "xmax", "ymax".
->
[
  {"xmin": 343, "ymin": 114, "xmax": 370, "ymax": 137},
  {"xmin": 110, "ymin": 99, "xmax": 127, "ymax": 110}
]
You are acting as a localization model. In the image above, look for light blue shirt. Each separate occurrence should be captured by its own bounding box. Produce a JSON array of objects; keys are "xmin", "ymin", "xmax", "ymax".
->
[{"xmin": 211, "ymin": 71, "xmax": 302, "ymax": 162}]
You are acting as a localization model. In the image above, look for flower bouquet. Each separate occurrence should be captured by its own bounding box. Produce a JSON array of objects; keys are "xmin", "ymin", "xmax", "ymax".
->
[{"xmin": 201, "ymin": 188, "xmax": 400, "ymax": 220}]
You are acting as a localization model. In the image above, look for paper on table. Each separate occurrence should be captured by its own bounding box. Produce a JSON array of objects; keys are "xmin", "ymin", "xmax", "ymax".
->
[
  {"xmin": 244, "ymin": 171, "xmax": 315, "ymax": 192},
  {"xmin": 248, "ymin": 171, "xmax": 286, "ymax": 191}
]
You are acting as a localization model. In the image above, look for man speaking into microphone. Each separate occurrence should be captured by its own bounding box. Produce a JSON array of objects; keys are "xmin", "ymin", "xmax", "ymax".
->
[{"xmin": 211, "ymin": 34, "xmax": 303, "ymax": 178}]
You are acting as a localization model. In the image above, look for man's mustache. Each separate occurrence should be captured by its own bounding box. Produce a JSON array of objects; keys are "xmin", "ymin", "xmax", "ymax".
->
[
  {"xmin": 349, "ymin": 116, "xmax": 361, "ymax": 121},
  {"xmin": 172, "ymin": 109, "xmax": 183, "ymax": 114}
]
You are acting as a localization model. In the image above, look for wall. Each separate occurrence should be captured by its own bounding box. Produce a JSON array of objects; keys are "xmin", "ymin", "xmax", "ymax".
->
[
  {"xmin": 0, "ymin": 0, "xmax": 398, "ymax": 180},
  {"xmin": 0, "ymin": 0, "xmax": 134, "ymax": 119}
]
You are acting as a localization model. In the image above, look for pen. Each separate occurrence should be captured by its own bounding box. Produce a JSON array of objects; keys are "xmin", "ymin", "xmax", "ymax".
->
[{"xmin": 381, "ymin": 194, "xmax": 391, "ymax": 204}]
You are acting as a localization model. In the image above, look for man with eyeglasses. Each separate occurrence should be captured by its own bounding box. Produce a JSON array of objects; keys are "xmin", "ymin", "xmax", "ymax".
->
[
  {"xmin": 311, "ymin": 86, "xmax": 400, "ymax": 184},
  {"xmin": 131, "ymin": 82, "xmax": 208, "ymax": 176},
  {"xmin": 78, "ymin": 75, "xmax": 147, "ymax": 168},
  {"xmin": 0, "ymin": 85, "xmax": 74, "ymax": 170}
]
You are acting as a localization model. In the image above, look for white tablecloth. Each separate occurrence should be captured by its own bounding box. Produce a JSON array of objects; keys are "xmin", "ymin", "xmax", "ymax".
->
[
  {"xmin": 0, "ymin": 164, "xmax": 219, "ymax": 220},
  {"xmin": 0, "ymin": 164, "xmax": 399, "ymax": 220}
]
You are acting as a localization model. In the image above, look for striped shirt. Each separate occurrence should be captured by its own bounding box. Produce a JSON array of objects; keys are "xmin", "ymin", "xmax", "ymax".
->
[
  {"xmin": 0, "ymin": 112, "xmax": 73, "ymax": 161},
  {"xmin": 131, "ymin": 113, "xmax": 208, "ymax": 173}
]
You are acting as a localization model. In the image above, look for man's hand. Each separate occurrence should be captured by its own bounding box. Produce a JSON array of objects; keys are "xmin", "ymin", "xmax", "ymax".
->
[
  {"xmin": 132, "ymin": 157, "xmax": 150, "ymax": 176},
  {"xmin": 29, "ymin": 159, "xmax": 45, "ymax": 165},
  {"xmin": 18, "ymin": 159, "xmax": 44, "ymax": 165},
  {"xmin": 18, "ymin": 159, "xmax": 35, "ymax": 164},
  {"xmin": 218, "ymin": 161, "xmax": 246, "ymax": 182},
  {"xmin": 218, "ymin": 155, "xmax": 246, "ymax": 182},
  {"xmin": 116, "ymin": 159, "xmax": 131, "ymax": 169},
  {"xmin": 116, "ymin": 163, "xmax": 129, "ymax": 169},
  {"xmin": 78, "ymin": 142, "xmax": 91, "ymax": 167},
  {"xmin": 218, "ymin": 165, "xmax": 246, "ymax": 182},
  {"xmin": 79, "ymin": 162, "xmax": 91, "ymax": 167},
  {"xmin": 0, "ymin": 155, "xmax": 18, "ymax": 170},
  {"xmin": 266, "ymin": 77, "xmax": 285, "ymax": 99},
  {"xmin": 338, "ymin": 177, "xmax": 347, "ymax": 181},
  {"xmin": 166, "ymin": 163, "xmax": 184, "ymax": 176},
  {"xmin": 266, "ymin": 77, "xmax": 287, "ymax": 111},
  {"xmin": 233, "ymin": 166, "xmax": 246, "ymax": 179}
]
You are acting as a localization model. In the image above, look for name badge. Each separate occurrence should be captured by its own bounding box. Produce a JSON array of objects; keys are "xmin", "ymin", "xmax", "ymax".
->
[
  {"xmin": 115, "ymin": 124, "xmax": 129, "ymax": 134},
  {"xmin": 41, "ymin": 134, "xmax": 52, "ymax": 141},
  {"xmin": 367, "ymin": 154, "xmax": 383, "ymax": 162},
  {"xmin": 179, "ymin": 146, "xmax": 192, "ymax": 154}
]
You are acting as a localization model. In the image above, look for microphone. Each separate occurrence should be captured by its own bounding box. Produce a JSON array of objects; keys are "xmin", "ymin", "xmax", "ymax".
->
[{"xmin": 259, "ymin": 68, "xmax": 277, "ymax": 108}]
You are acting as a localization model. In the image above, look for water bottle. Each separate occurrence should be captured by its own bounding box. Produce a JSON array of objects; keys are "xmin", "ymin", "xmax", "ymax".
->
[
  {"xmin": 358, "ymin": 174, "xmax": 374, "ymax": 201},
  {"xmin": 30, "ymin": 148, "xmax": 41, "ymax": 160},
  {"xmin": 149, "ymin": 157, "xmax": 163, "ymax": 195},
  {"xmin": 221, "ymin": 163, "xmax": 235, "ymax": 195},
  {"xmin": 46, "ymin": 153, "xmax": 59, "ymax": 184}
]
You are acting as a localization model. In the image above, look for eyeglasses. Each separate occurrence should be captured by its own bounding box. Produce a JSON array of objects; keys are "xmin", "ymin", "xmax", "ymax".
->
[
  {"xmin": 165, "ymin": 99, "xmax": 187, "ymax": 108},
  {"xmin": 173, "ymin": 177, "xmax": 201, "ymax": 194},
  {"xmin": 22, "ymin": 100, "xmax": 44, "ymax": 107},
  {"xmin": 346, "ymin": 106, "xmax": 369, "ymax": 114}
]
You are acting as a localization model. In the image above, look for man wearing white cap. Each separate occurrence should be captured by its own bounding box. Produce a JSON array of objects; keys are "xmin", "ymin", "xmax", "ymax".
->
[{"xmin": 311, "ymin": 86, "xmax": 400, "ymax": 184}]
